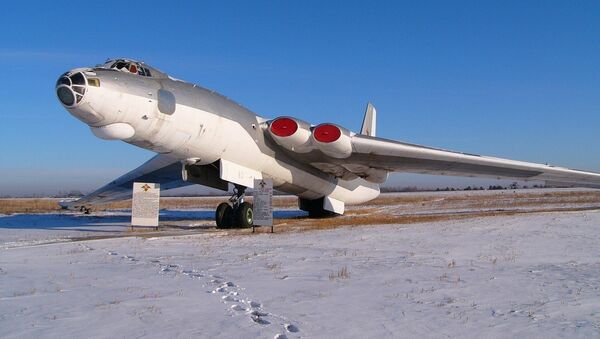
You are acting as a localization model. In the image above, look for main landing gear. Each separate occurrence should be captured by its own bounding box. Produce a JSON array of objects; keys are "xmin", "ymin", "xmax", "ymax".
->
[
  {"xmin": 79, "ymin": 206, "xmax": 92, "ymax": 214},
  {"xmin": 215, "ymin": 185, "xmax": 253, "ymax": 229}
]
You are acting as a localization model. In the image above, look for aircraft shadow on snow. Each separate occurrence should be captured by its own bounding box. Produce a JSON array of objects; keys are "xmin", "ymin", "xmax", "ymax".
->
[{"xmin": 0, "ymin": 209, "xmax": 307, "ymax": 232}]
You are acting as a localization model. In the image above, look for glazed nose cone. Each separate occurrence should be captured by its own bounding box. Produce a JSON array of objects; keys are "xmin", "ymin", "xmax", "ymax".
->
[{"xmin": 56, "ymin": 70, "xmax": 87, "ymax": 107}]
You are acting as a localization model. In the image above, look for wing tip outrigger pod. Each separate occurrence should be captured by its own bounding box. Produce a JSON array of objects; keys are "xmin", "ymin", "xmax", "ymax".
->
[{"xmin": 360, "ymin": 102, "xmax": 376, "ymax": 137}]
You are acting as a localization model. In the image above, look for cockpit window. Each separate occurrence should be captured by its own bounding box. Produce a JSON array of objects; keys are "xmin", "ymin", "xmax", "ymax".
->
[
  {"xmin": 112, "ymin": 61, "xmax": 127, "ymax": 70},
  {"xmin": 108, "ymin": 59, "xmax": 152, "ymax": 77},
  {"xmin": 96, "ymin": 58, "xmax": 164, "ymax": 78}
]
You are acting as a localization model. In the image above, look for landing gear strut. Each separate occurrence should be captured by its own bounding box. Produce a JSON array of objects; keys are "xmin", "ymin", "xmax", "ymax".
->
[
  {"xmin": 79, "ymin": 206, "xmax": 92, "ymax": 214},
  {"xmin": 215, "ymin": 185, "xmax": 253, "ymax": 229}
]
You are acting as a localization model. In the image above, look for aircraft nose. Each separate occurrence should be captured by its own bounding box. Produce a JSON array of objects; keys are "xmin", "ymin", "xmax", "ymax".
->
[
  {"xmin": 56, "ymin": 68, "xmax": 105, "ymax": 124},
  {"xmin": 56, "ymin": 71, "xmax": 87, "ymax": 107}
]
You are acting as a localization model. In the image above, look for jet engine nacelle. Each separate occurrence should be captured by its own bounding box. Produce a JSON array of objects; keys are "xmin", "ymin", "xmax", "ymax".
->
[
  {"xmin": 312, "ymin": 123, "xmax": 353, "ymax": 158},
  {"xmin": 268, "ymin": 117, "xmax": 313, "ymax": 153}
]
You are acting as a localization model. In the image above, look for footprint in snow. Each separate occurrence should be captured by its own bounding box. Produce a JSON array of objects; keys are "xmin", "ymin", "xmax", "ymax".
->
[
  {"xmin": 274, "ymin": 334, "xmax": 288, "ymax": 339},
  {"xmin": 285, "ymin": 324, "xmax": 299, "ymax": 333},
  {"xmin": 250, "ymin": 315, "xmax": 271, "ymax": 325},
  {"xmin": 221, "ymin": 291, "xmax": 239, "ymax": 301},
  {"xmin": 182, "ymin": 270, "xmax": 204, "ymax": 278},
  {"xmin": 222, "ymin": 294, "xmax": 238, "ymax": 302},
  {"xmin": 231, "ymin": 304, "xmax": 246, "ymax": 312},
  {"xmin": 247, "ymin": 309, "xmax": 270, "ymax": 324},
  {"xmin": 160, "ymin": 264, "xmax": 179, "ymax": 273},
  {"xmin": 248, "ymin": 310, "xmax": 268, "ymax": 317},
  {"xmin": 248, "ymin": 300, "xmax": 262, "ymax": 309},
  {"xmin": 218, "ymin": 283, "xmax": 235, "ymax": 292},
  {"xmin": 122, "ymin": 255, "xmax": 137, "ymax": 262},
  {"xmin": 108, "ymin": 251, "xmax": 118, "ymax": 256}
]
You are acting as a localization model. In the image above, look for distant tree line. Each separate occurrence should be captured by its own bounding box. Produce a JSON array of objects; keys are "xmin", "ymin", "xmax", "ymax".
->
[
  {"xmin": 2, "ymin": 183, "xmax": 554, "ymax": 198},
  {"xmin": 381, "ymin": 183, "xmax": 547, "ymax": 193}
]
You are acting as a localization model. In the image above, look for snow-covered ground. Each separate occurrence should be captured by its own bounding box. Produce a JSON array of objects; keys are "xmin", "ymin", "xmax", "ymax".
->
[{"xmin": 1, "ymin": 192, "xmax": 600, "ymax": 338}]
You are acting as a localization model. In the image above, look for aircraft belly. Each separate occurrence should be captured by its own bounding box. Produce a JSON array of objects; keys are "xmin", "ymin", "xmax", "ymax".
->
[{"xmin": 256, "ymin": 154, "xmax": 380, "ymax": 205}]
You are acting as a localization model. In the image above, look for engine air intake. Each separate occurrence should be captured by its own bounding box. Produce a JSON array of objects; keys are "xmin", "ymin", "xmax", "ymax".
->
[
  {"xmin": 270, "ymin": 117, "xmax": 298, "ymax": 137},
  {"xmin": 313, "ymin": 124, "xmax": 341, "ymax": 143}
]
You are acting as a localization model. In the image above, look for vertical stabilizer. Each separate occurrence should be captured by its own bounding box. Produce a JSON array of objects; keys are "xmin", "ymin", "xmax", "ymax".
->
[{"xmin": 360, "ymin": 102, "xmax": 376, "ymax": 136}]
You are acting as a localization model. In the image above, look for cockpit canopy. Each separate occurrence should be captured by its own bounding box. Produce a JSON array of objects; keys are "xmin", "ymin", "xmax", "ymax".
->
[{"xmin": 96, "ymin": 58, "xmax": 166, "ymax": 78}]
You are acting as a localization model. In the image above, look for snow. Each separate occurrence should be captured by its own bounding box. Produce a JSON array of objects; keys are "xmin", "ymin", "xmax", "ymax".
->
[{"xmin": 1, "ymin": 200, "xmax": 600, "ymax": 337}]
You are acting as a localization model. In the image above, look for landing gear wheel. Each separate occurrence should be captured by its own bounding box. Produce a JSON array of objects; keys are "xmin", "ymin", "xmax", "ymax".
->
[
  {"xmin": 215, "ymin": 203, "xmax": 232, "ymax": 229},
  {"xmin": 216, "ymin": 185, "xmax": 251, "ymax": 229},
  {"xmin": 235, "ymin": 202, "xmax": 253, "ymax": 228}
]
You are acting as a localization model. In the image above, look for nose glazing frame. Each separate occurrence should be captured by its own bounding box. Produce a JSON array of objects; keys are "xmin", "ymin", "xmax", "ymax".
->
[{"xmin": 56, "ymin": 72, "xmax": 87, "ymax": 106}]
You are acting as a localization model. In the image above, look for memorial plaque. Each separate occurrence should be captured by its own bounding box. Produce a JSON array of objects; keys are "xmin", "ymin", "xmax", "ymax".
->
[
  {"xmin": 253, "ymin": 179, "xmax": 273, "ymax": 227},
  {"xmin": 131, "ymin": 182, "xmax": 160, "ymax": 227}
]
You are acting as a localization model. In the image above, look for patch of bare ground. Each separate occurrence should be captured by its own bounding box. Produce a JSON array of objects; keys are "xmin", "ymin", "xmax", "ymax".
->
[
  {"xmin": 244, "ymin": 205, "xmax": 600, "ymax": 235},
  {"xmin": 246, "ymin": 191, "xmax": 599, "ymax": 234},
  {"xmin": 364, "ymin": 190, "xmax": 600, "ymax": 208},
  {"xmin": 0, "ymin": 196, "xmax": 298, "ymax": 214},
  {"xmin": 0, "ymin": 199, "xmax": 63, "ymax": 214}
]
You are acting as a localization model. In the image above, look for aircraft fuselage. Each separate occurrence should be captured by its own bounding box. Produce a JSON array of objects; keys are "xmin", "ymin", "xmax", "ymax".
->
[{"xmin": 56, "ymin": 62, "xmax": 379, "ymax": 210}]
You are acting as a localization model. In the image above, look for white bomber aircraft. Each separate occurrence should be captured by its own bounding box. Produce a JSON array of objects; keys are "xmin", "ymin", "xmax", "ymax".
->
[{"xmin": 56, "ymin": 58, "xmax": 600, "ymax": 228}]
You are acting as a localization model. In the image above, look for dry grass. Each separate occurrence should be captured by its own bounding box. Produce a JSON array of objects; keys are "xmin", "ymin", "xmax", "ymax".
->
[
  {"xmin": 241, "ymin": 205, "xmax": 600, "ymax": 236},
  {"xmin": 2, "ymin": 189, "xmax": 599, "ymax": 215},
  {"xmin": 0, "ymin": 199, "xmax": 63, "ymax": 214},
  {"xmin": 0, "ymin": 195, "xmax": 298, "ymax": 214},
  {"xmin": 363, "ymin": 190, "xmax": 600, "ymax": 208},
  {"xmin": 246, "ymin": 189, "xmax": 600, "ymax": 234},
  {"xmin": 329, "ymin": 266, "xmax": 350, "ymax": 280}
]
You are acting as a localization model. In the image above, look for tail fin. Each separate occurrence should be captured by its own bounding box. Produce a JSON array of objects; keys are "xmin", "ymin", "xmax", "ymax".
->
[{"xmin": 360, "ymin": 102, "xmax": 376, "ymax": 136}]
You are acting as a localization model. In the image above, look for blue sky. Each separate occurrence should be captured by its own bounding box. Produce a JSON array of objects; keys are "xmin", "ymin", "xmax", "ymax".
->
[{"xmin": 1, "ymin": 1, "xmax": 599, "ymax": 196}]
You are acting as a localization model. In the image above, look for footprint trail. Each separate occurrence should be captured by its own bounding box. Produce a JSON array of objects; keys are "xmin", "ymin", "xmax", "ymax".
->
[{"xmin": 105, "ymin": 249, "xmax": 301, "ymax": 337}]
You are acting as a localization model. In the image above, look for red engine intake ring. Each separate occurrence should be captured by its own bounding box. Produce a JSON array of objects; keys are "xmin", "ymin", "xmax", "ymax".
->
[
  {"xmin": 313, "ymin": 124, "xmax": 341, "ymax": 143},
  {"xmin": 270, "ymin": 117, "xmax": 298, "ymax": 137}
]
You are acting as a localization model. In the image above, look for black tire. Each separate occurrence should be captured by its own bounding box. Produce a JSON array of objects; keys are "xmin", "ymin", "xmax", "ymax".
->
[
  {"xmin": 299, "ymin": 197, "xmax": 336, "ymax": 218},
  {"xmin": 234, "ymin": 202, "xmax": 253, "ymax": 228},
  {"xmin": 215, "ymin": 203, "xmax": 232, "ymax": 229},
  {"xmin": 308, "ymin": 209, "xmax": 336, "ymax": 218}
]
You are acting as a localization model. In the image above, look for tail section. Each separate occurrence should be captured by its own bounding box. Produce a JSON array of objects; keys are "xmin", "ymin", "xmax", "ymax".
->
[{"xmin": 360, "ymin": 102, "xmax": 376, "ymax": 136}]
